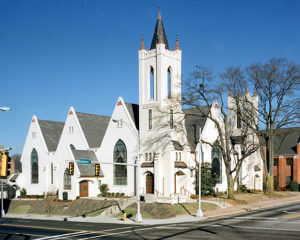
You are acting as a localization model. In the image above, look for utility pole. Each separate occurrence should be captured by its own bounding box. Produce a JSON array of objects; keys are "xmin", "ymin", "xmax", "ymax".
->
[
  {"xmin": 0, "ymin": 147, "xmax": 12, "ymax": 217},
  {"xmin": 196, "ymin": 129, "xmax": 203, "ymax": 217}
]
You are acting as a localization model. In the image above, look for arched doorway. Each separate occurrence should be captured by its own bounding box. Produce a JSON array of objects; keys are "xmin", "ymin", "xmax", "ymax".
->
[
  {"xmin": 146, "ymin": 172, "xmax": 154, "ymax": 194},
  {"xmin": 79, "ymin": 180, "xmax": 88, "ymax": 197},
  {"xmin": 174, "ymin": 170, "xmax": 185, "ymax": 194}
]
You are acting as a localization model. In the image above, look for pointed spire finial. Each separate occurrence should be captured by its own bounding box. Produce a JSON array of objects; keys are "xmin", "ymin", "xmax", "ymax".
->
[
  {"xmin": 158, "ymin": 27, "xmax": 163, "ymax": 44},
  {"xmin": 139, "ymin": 33, "xmax": 145, "ymax": 50},
  {"xmin": 158, "ymin": 6, "xmax": 161, "ymax": 19},
  {"xmin": 245, "ymin": 82, "xmax": 249, "ymax": 94},
  {"xmin": 229, "ymin": 89, "xmax": 233, "ymax": 97},
  {"xmin": 254, "ymin": 88, "xmax": 257, "ymax": 97},
  {"xmin": 238, "ymin": 89, "xmax": 241, "ymax": 97},
  {"xmin": 175, "ymin": 34, "xmax": 180, "ymax": 50}
]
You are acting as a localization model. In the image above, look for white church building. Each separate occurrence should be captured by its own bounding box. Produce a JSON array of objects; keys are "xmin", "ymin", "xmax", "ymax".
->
[{"xmin": 17, "ymin": 10, "xmax": 263, "ymax": 202}]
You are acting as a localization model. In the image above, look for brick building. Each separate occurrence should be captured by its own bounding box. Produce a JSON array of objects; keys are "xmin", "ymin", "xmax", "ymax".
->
[{"xmin": 271, "ymin": 127, "xmax": 300, "ymax": 188}]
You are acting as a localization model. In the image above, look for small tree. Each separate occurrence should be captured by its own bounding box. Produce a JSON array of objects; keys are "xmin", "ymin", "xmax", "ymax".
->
[
  {"xmin": 195, "ymin": 162, "xmax": 216, "ymax": 196},
  {"xmin": 20, "ymin": 188, "xmax": 27, "ymax": 197},
  {"xmin": 99, "ymin": 184, "xmax": 109, "ymax": 197}
]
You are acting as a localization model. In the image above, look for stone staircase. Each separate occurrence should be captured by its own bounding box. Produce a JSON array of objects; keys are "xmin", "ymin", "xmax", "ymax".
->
[{"xmin": 101, "ymin": 197, "xmax": 136, "ymax": 217}]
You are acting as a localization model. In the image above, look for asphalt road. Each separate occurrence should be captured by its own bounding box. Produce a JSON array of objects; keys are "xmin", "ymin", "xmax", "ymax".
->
[{"xmin": 1, "ymin": 202, "xmax": 300, "ymax": 239}]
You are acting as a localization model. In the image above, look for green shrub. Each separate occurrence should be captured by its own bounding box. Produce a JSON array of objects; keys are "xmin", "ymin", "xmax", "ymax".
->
[
  {"xmin": 290, "ymin": 181, "xmax": 299, "ymax": 191},
  {"xmin": 99, "ymin": 183, "xmax": 109, "ymax": 196},
  {"xmin": 195, "ymin": 162, "xmax": 216, "ymax": 196},
  {"xmin": 20, "ymin": 188, "xmax": 27, "ymax": 197}
]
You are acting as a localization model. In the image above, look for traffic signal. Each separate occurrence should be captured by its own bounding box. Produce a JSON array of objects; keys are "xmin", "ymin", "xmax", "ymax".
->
[
  {"xmin": 69, "ymin": 162, "xmax": 74, "ymax": 175},
  {"xmin": 95, "ymin": 164, "xmax": 100, "ymax": 176},
  {"xmin": 0, "ymin": 152, "xmax": 8, "ymax": 178},
  {"xmin": 7, "ymin": 155, "xmax": 11, "ymax": 177}
]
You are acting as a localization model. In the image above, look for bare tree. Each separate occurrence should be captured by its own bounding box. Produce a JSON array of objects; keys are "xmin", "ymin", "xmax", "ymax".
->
[
  {"xmin": 182, "ymin": 66, "xmax": 259, "ymax": 199},
  {"xmin": 246, "ymin": 58, "xmax": 300, "ymax": 193},
  {"xmin": 11, "ymin": 153, "xmax": 22, "ymax": 173}
]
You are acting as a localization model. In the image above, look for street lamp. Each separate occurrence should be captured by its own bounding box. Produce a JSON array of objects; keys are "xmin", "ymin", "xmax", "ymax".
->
[
  {"xmin": 112, "ymin": 119, "xmax": 143, "ymax": 222},
  {"xmin": 196, "ymin": 128, "xmax": 203, "ymax": 217}
]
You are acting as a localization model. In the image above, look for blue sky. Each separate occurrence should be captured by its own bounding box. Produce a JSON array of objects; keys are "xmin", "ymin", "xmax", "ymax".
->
[{"xmin": 1, "ymin": 0, "xmax": 300, "ymax": 154}]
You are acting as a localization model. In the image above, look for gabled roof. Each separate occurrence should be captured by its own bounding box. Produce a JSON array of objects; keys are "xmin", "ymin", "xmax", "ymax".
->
[
  {"xmin": 76, "ymin": 112, "xmax": 111, "ymax": 148},
  {"xmin": 150, "ymin": 13, "xmax": 169, "ymax": 50},
  {"xmin": 183, "ymin": 106, "xmax": 210, "ymax": 151},
  {"xmin": 38, "ymin": 120, "xmax": 64, "ymax": 152},
  {"xmin": 261, "ymin": 127, "xmax": 300, "ymax": 156},
  {"xmin": 72, "ymin": 149, "xmax": 104, "ymax": 177},
  {"xmin": 125, "ymin": 102, "xmax": 139, "ymax": 130}
]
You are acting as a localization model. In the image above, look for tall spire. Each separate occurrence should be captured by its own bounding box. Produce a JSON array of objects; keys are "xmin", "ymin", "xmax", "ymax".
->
[
  {"xmin": 245, "ymin": 82, "xmax": 249, "ymax": 94},
  {"xmin": 139, "ymin": 33, "xmax": 145, "ymax": 50},
  {"xmin": 254, "ymin": 88, "xmax": 257, "ymax": 97},
  {"xmin": 158, "ymin": 27, "xmax": 163, "ymax": 44},
  {"xmin": 174, "ymin": 34, "xmax": 180, "ymax": 50},
  {"xmin": 150, "ymin": 8, "xmax": 170, "ymax": 50},
  {"xmin": 229, "ymin": 89, "xmax": 233, "ymax": 97},
  {"xmin": 158, "ymin": 6, "xmax": 161, "ymax": 20}
]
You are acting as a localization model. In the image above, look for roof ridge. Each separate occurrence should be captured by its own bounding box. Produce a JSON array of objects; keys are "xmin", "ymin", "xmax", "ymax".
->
[
  {"xmin": 38, "ymin": 119, "xmax": 64, "ymax": 124},
  {"xmin": 76, "ymin": 112, "xmax": 111, "ymax": 118},
  {"xmin": 125, "ymin": 102, "xmax": 139, "ymax": 106}
]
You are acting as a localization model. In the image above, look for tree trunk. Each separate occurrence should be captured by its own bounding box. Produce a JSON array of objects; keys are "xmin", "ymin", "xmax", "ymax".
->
[
  {"xmin": 265, "ymin": 129, "xmax": 274, "ymax": 193},
  {"xmin": 265, "ymin": 173, "xmax": 274, "ymax": 193},
  {"xmin": 227, "ymin": 176, "xmax": 235, "ymax": 199}
]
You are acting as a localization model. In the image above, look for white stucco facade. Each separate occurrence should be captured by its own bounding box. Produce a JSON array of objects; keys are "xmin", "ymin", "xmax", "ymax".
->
[{"xmin": 17, "ymin": 11, "xmax": 262, "ymax": 201}]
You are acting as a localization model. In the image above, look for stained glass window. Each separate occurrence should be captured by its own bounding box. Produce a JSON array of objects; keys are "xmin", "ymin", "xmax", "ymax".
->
[
  {"xmin": 113, "ymin": 140, "xmax": 127, "ymax": 185},
  {"xmin": 31, "ymin": 148, "xmax": 39, "ymax": 184},
  {"xmin": 64, "ymin": 168, "xmax": 71, "ymax": 190},
  {"xmin": 211, "ymin": 145, "xmax": 222, "ymax": 183}
]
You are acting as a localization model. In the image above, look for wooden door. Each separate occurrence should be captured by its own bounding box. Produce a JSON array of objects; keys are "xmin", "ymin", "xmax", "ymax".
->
[
  {"xmin": 80, "ymin": 181, "xmax": 88, "ymax": 197},
  {"xmin": 146, "ymin": 173, "xmax": 154, "ymax": 194}
]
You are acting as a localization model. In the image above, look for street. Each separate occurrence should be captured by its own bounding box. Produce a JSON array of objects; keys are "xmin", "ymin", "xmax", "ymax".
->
[{"xmin": 1, "ymin": 202, "xmax": 300, "ymax": 239}]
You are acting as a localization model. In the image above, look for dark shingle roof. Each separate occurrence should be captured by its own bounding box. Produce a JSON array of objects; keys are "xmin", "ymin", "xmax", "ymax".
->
[
  {"xmin": 125, "ymin": 102, "xmax": 139, "ymax": 130},
  {"xmin": 38, "ymin": 120, "xmax": 64, "ymax": 152},
  {"xmin": 263, "ymin": 127, "xmax": 300, "ymax": 156},
  {"xmin": 76, "ymin": 112, "xmax": 110, "ymax": 148},
  {"xmin": 183, "ymin": 106, "xmax": 210, "ymax": 151},
  {"xmin": 172, "ymin": 141, "xmax": 184, "ymax": 151},
  {"xmin": 72, "ymin": 149, "xmax": 104, "ymax": 177},
  {"xmin": 150, "ymin": 17, "xmax": 169, "ymax": 50}
]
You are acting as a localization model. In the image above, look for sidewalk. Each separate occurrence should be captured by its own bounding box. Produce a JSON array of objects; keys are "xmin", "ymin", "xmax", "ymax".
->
[{"xmin": 4, "ymin": 193, "xmax": 300, "ymax": 225}]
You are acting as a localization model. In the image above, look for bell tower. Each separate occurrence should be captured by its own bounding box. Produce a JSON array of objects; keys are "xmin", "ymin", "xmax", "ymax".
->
[
  {"xmin": 138, "ymin": 9, "xmax": 182, "ymax": 150},
  {"xmin": 138, "ymin": 8, "xmax": 182, "ymax": 106}
]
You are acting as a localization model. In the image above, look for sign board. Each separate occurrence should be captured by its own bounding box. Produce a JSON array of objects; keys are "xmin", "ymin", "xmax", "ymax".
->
[{"xmin": 77, "ymin": 158, "xmax": 92, "ymax": 165}]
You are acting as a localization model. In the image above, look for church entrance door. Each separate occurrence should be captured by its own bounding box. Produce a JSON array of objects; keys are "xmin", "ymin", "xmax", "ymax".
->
[
  {"xmin": 146, "ymin": 172, "xmax": 154, "ymax": 194},
  {"xmin": 80, "ymin": 181, "xmax": 88, "ymax": 197}
]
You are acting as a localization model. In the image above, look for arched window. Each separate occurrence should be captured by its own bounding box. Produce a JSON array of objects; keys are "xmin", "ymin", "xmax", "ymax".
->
[
  {"xmin": 150, "ymin": 67, "xmax": 154, "ymax": 100},
  {"xmin": 51, "ymin": 163, "xmax": 53, "ymax": 185},
  {"xmin": 168, "ymin": 67, "xmax": 172, "ymax": 98},
  {"xmin": 31, "ymin": 148, "xmax": 39, "ymax": 184},
  {"xmin": 211, "ymin": 145, "xmax": 222, "ymax": 183},
  {"xmin": 70, "ymin": 144, "xmax": 76, "ymax": 150},
  {"xmin": 114, "ymin": 139, "xmax": 127, "ymax": 185},
  {"xmin": 64, "ymin": 168, "xmax": 71, "ymax": 190},
  {"xmin": 237, "ymin": 110, "xmax": 241, "ymax": 129}
]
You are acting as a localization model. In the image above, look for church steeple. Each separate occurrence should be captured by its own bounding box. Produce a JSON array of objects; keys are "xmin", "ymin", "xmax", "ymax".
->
[{"xmin": 150, "ymin": 7, "xmax": 170, "ymax": 50}]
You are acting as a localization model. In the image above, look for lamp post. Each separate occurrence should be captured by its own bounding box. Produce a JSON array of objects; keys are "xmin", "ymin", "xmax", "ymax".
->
[
  {"xmin": 196, "ymin": 128, "xmax": 203, "ymax": 217},
  {"xmin": 112, "ymin": 119, "xmax": 143, "ymax": 222}
]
